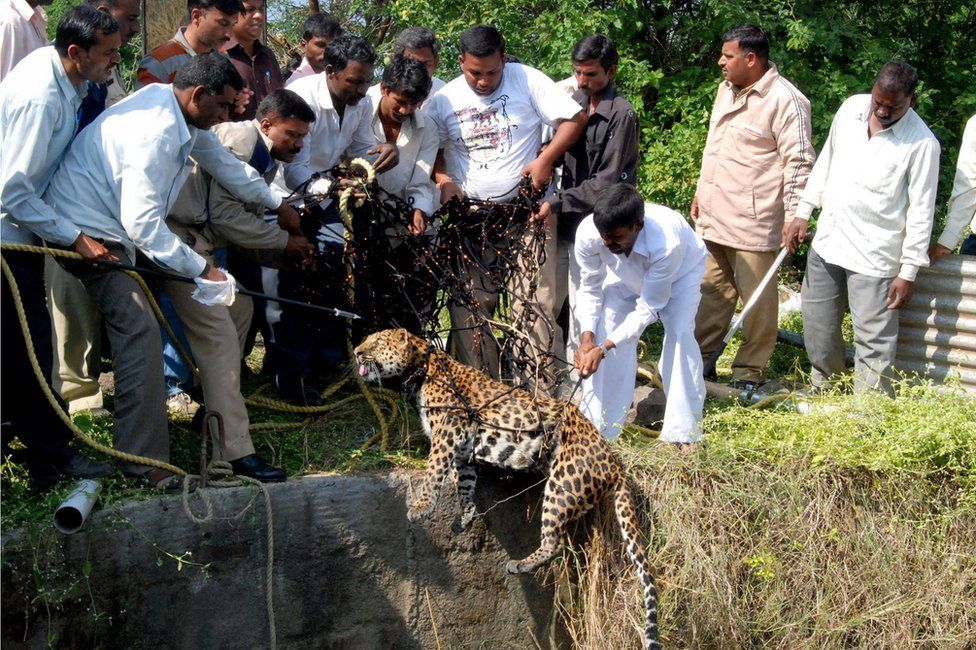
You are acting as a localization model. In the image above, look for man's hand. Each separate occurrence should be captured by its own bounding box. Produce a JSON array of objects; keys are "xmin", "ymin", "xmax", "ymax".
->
[
  {"xmin": 71, "ymin": 233, "xmax": 118, "ymax": 264},
  {"xmin": 928, "ymin": 243, "xmax": 953, "ymax": 263},
  {"xmin": 437, "ymin": 179, "xmax": 463, "ymax": 205},
  {"xmin": 285, "ymin": 234, "xmax": 316, "ymax": 269},
  {"xmin": 533, "ymin": 200, "xmax": 554, "ymax": 223},
  {"xmin": 335, "ymin": 177, "xmax": 367, "ymax": 200},
  {"xmin": 275, "ymin": 202, "xmax": 303, "ymax": 236},
  {"xmin": 233, "ymin": 88, "xmax": 254, "ymax": 116},
  {"xmin": 367, "ymin": 143, "xmax": 399, "ymax": 173},
  {"xmin": 408, "ymin": 209, "xmax": 427, "ymax": 236},
  {"xmin": 886, "ymin": 277, "xmax": 915, "ymax": 310},
  {"xmin": 199, "ymin": 264, "xmax": 228, "ymax": 282},
  {"xmin": 783, "ymin": 218, "xmax": 809, "ymax": 253},
  {"xmin": 520, "ymin": 157, "xmax": 554, "ymax": 191},
  {"xmin": 690, "ymin": 195, "xmax": 699, "ymax": 222}
]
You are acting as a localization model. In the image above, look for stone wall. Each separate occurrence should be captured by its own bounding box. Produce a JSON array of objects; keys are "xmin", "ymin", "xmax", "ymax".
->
[{"xmin": 1, "ymin": 471, "xmax": 570, "ymax": 648}]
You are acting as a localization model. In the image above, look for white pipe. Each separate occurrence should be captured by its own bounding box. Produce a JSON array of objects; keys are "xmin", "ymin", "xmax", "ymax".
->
[{"xmin": 53, "ymin": 479, "xmax": 102, "ymax": 534}]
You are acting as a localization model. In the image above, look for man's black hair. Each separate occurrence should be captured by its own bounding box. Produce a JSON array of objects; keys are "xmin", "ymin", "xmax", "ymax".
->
[
  {"xmin": 303, "ymin": 12, "xmax": 343, "ymax": 41},
  {"xmin": 875, "ymin": 60, "xmax": 919, "ymax": 96},
  {"xmin": 593, "ymin": 184, "xmax": 644, "ymax": 232},
  {"xmin": 722, "ymin": 23, "xmax": 769, "ymax": 61},
  {"xmin": 54, "ymin": 4, "xmax": 119, "ymax": 56},
  {"xmin": 324, "ymin": 33, "xmax": 377, "ymax": 72},
  {"xmin": 571, "ymin": 34, "xmax": 618, "ymax": 70},
  {"xmin": 173, "ymin": 51, "xmax": 244, "ymax": 93},
  {"xmin": 257, "ymin": 88, "xmax": 316, "ymax": 123},
  {"xmin": 85, "ymin": 0, "xmax": 124, "ymax": 9},
  {"xmin": 392, "ymin": 26, "xmax": 440, "ymax": 57},
  {"xmin": 187, "ymin": 0, "xmax": 244, "ymax": 15},
  {"xmin": 381, "ymin": 55, "xmax": 432, "ymax": 104},
  {"xmin": 458, "ymin": 24, "xmax": 504, "ymax": 58}
]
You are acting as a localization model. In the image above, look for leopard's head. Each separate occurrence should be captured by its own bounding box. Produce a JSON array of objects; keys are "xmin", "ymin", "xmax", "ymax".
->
[{"xmin": 354, "ymin": 328, "xmax": 424, "ymax": 383}]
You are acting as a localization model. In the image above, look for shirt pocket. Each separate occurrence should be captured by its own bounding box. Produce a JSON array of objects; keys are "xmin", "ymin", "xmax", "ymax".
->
[
  {"xmin": 729, "ymin": 122, "xmax": 776, "ymax": 158},
  {"xmin": 853, "ymin": 159, "xmax": 901, "ymax": 194}
]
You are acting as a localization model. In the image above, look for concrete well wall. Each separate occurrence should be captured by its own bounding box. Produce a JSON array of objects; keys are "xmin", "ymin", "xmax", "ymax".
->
[{"xmin": 1, "ymin": 471, "xmax": 570, "ymax": 649}]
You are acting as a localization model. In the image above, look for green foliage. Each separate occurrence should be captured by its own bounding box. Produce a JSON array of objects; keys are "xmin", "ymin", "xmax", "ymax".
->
[{"xmin": 266, "ymin": 0, "xmax": 974, "ymax": 230}]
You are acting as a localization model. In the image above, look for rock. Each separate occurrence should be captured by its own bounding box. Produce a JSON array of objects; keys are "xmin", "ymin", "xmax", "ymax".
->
[{"xmin": 629, "ymin": 386, "xmax": 667, "ymax": 427}]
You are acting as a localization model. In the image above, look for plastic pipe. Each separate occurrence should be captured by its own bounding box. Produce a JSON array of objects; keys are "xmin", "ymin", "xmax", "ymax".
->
[{"xmin": 53, "ymin": 479, "xmax": 102, "ymax": 534}]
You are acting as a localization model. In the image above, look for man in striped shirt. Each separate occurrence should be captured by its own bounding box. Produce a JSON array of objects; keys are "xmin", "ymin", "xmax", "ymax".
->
[
  {"xmin": 136, "ymin": 0, "xmax": 241, "ymax": 87},
  {"xmin": 692, "ymin": 24, "xmax": 814, "ymax": 389}
]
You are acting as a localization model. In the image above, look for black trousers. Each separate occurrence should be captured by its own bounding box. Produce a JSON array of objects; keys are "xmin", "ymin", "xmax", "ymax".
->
[{"xmin": 1, "ymin": 250, "xmax": 76, "ymax": 477}]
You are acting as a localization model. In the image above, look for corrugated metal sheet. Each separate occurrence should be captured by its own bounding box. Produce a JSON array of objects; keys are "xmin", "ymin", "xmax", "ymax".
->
[{"xmin": 895, "ymin": 254, "xmax": 976, "ymax": 394}]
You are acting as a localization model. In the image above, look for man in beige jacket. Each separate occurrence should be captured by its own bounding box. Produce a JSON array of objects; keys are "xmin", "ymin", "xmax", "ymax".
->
[
  {"xmin": 692, "ymin": 24, "xmax": 814, "ymax": 387},
  {"xmin": 162, "ymin": 88, "xmax": 314, "ymax": 481}
]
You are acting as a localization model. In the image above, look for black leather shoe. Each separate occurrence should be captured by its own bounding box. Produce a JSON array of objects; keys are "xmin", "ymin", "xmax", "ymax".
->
[
  {"xmin": 63, "ymin": 454, "xmax": 113, "ymax": 480},
  {"xmin": 230, "ymin": 454, "xmax": 286, "ymax": 483}
]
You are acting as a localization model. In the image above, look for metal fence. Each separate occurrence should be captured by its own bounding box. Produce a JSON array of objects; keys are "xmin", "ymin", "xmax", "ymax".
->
[{"xmin": 896, "ymin": 254, "xmax": 976, "ymax": 394}]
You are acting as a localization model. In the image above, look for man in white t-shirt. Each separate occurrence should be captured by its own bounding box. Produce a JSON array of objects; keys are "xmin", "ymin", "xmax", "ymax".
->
[{"xmin": 427, "ymin": 24, "xmax": 584, "ymax": 381}]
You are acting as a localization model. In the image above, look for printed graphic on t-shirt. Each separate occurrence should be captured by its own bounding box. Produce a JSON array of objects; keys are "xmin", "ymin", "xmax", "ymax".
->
[{"xmin": 454, "ymin": 95, "xmax": 516, "ymax": 169}]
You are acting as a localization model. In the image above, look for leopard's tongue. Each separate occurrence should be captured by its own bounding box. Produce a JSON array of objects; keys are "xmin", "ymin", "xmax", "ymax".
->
[{"xmin": 358, "ymin": 364, "xmax": 369, "ymax": 377}]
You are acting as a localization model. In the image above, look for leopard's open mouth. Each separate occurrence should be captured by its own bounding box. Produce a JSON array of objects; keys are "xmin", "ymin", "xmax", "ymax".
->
[{"xmin": 357, "ymin": 358, "xmax": 378, "ymax": 379}]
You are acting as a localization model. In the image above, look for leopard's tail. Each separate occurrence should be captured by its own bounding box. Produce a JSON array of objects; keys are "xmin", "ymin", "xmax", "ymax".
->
[{"xmin": 613, "ymin": 479, "xmax": 660, "ymax": 650}]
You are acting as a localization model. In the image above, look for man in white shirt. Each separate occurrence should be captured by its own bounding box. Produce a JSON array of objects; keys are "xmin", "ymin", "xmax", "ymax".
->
[
  {"xmin": 929, "ymin": 114, "xmax": 976, "ymax": 259},
  {"xmin": 574, "ymin": 184, "xmax": 707, "ymax": 445},
  {"xmin": 0, "ymin": 5, "xmax": 120, "ymax": 489},
  {"xmin": 44, "ymin": 53, "xmax": 303, "ymax": 487},
  {"xmin": 47, "ymin": 0, "xmax": 143, "ymax": 416},
  {"xmin": 426, "ymin": 24, "xmax": 585, "ymax": 380},
  {"xmin": 348, "ymin": 55, "xmax": 438, "ymax": 333},
  {"xmin": 785, "ymin": 61, "xmax": 940, "ymax": 394},
  {"xmin": 285, "ymin": 12, "xmax": 342, "ymax": 87},
  {"xmin": 269, "ymin": 33, "xmax": 397, "ymax": 403},
  {"xmin": 390, "ymin": 26, "xmax": 445, "ymax": 105},
  {"xmin": 0, "ymin": 0, "xmax": 49, "ymax": 80}
]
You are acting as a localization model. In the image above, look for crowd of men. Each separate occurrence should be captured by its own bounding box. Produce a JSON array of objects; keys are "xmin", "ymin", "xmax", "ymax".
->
[{"xmin": 1, "ymin": 0, "xmax": 973, "ymax": 490}]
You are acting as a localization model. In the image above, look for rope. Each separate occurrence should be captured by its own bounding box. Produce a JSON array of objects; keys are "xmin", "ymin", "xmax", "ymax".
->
[
  {"xmin": 334, "ymin": 157, "xmax": 394, "ymax": 450},
  {"xmin": 181, "ymin": 462, "xmax": 277, "ymax": 648},
  {"xmin": 0, "ymin": 249, "xmax": 187, "ymax": 475}
]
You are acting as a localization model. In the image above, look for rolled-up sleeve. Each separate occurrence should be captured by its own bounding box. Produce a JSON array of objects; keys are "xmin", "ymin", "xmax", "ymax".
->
[
  {"xmin": 606, "ymin": 250, "xmax": 681, "ymax": 347},
  {"xmin": 120, "ymin": 136, "xmax": 207, "ymax": 277},
  {"xmin": 899, "ymin": 137, "xmax": 941, "ymax": 281},
  {"xmin": 192, "ymin": 129, "xmax": 281, "ymax": 210},
  {"xmin": 1, "ymin": 100, "xmax": 81, "ymax": 246}
]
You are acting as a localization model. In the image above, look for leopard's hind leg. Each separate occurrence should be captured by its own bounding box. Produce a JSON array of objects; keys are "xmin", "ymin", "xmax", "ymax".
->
[
  {"xmin": 451, "ymin": 438, "xmax": 478, "ymax": 532},
  {"xmin": 505, "ymin": 470, "xmax": 596, "ymax": 574}
]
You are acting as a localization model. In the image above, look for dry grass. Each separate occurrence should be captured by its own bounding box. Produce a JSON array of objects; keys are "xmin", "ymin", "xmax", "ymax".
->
[{"xmin": 549, "ymin": 394, "xmax": 976, "ymax": 649}]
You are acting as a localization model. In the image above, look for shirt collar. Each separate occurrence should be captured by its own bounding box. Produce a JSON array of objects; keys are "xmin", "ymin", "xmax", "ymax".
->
[
  {"xmin": 855, "ymin": 94, "xmax": 915, "ymax": 142},
  {"xmin": 249, "ymin": 118, "xmax": 276, "ymax": 156},
  {"xmin": 10, "ymin": 0, "xmax": 43, "ymax": 21},
  {"xmin": 50, "ymin": 47, "xmax": 88, "ymax": 104},
  {"xmin": 163, "ymin": 84, "xmax": 193, "ymax": 146},
  {"xmin": 173, "ymin": 27, "xmax": 197, "ymax": 56},
  {"xmin": 572, "ymin": 85, "xmax": 620, "ymax": 120},
  {"xmin": 630, "ymin": 219, "xmax": 651, "ymax": 259},
  {"xmin": 725, "ymin": 62, "xmax": 778, "ymax": 99}
]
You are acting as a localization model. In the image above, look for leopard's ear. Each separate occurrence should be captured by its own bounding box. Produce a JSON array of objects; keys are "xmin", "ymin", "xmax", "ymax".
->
[{"xmin": 396, "ymin": 328, "xmax": 409, "ymax": 346}]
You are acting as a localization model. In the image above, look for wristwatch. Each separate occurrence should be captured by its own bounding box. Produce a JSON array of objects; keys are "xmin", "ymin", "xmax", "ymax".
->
[{"xmin": 598, "ymin": 343, "xmax": 609, "ymax": 359}]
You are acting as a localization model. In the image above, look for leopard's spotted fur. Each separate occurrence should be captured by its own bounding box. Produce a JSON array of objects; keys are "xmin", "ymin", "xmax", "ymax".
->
[{"xmin": 354, "ymin": 328, "xmax": 659, "ymax": 649}]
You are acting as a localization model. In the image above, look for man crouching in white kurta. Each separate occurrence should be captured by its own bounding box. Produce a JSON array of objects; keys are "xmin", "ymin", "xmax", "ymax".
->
[{"xmin": 573, "ymin": 183, "xmax": 707, "ymax": 444}]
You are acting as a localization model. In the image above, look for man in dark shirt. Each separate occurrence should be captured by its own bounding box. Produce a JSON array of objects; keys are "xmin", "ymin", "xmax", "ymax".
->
[
  {"xmin": 537, "ymin": 34, "xmax": 638, "ymax": 359},
  {"xmin": 225, "ymin": 0, "xmax": 282, "ymax": 120}
]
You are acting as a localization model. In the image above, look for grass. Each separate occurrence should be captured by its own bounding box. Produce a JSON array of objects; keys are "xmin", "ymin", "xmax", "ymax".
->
[{"xmin": 2, "ymin": 328, "xmax": 974, "ymax": 648}]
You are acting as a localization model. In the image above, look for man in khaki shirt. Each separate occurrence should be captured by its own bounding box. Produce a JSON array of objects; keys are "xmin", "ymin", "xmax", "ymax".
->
[
  {"xmin": 691, "ymin": 24, "xmax": 814, "ymax": 387},
  {"xmin": 162, "ymin": 89, "xmax": 314, "ymax": 481}
]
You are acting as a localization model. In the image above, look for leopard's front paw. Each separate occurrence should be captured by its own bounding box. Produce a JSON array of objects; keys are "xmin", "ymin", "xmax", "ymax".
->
[
  {"xmin": 505, "ymin": 559, "xmax": 524, "ymax": 574},
  {"xmin": 407, "ymin": 499, "xmax": 434, "ymax": 523}
]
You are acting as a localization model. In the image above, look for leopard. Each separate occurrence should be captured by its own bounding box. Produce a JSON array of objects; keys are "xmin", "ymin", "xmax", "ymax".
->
[{"xmin": 354, "ymin": 328, "xmax": 660, "ymax": 649}]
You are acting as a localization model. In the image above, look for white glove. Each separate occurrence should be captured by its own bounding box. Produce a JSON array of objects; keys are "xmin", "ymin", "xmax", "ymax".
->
[
  {"xmin": 191, "ymin": 270, "xmax": 238, "ymax": 306},
  {"xmin": 308, "ymin": 177, "xmax": 334, "ymax": 196}
]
